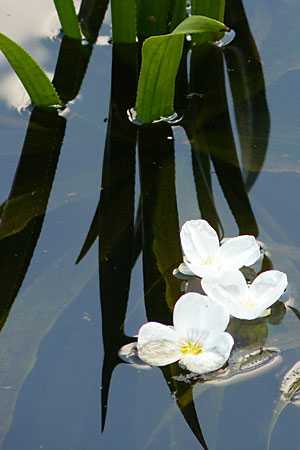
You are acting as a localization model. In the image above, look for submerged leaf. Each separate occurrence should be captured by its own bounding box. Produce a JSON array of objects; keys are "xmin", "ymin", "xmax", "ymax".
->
[{"xmin": 0, "ymin": 33, "xmax": 62, "ymax": 107}]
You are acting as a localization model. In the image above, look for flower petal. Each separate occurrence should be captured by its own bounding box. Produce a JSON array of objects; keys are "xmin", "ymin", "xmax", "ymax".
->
[
  {"xmin": 202, "ymin": 268, "xmax": 247, "ymax": 301},
  {"xmin": 173, "ymin": 292, "xmax": 230, "ymax": 337},
  {"xmin": 180, "ymin": 220, "xmax": 219, "ymax": 276},
  {"xmin": 219, "ymin": 235, "xmax": 260, "ymax": 268},
  {"xmin": 201, "ymin": 268, "xmax": 250, "ymax": 319},
  {"xmin": 178, "ymin": 261, "xmax": 195, "ymax": 276},
  {"xmin": 180, "ymin": 344, "xmax": 231, "ymax": 375},
  {"xmin": 137, "ymin": 322, "xmax": 179, "ymax": 366},
  {"xmin": 249, "ymin": 270, "xmax": 288, "ymax": 313},
  {"xmin": 202, "ymin": 332, "xmax": 234, "ymax": 362}
]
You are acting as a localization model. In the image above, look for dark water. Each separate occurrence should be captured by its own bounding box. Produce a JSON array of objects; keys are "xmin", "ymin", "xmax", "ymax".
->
[{"xmin": 0, "ymin": 1, "xmax": 300, "ymax": 449}]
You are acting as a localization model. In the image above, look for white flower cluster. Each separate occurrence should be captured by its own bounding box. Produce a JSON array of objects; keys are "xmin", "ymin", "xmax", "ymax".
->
[{"xmin": 136, "ymin": 219, "xmax": 288, "ymax": 375}]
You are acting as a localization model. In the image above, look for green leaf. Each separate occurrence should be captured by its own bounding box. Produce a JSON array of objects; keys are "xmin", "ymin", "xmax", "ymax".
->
[
  {"xmin": 136, "ymin": 0, "xmax": 170, "ymax": 39},
  {"xmin": 191, "ymin": 0, "xmax": 226, "ymax": 21},
  {"xmin": 172, "ymin": 14, "xmax": 227, "ymax": 34},
  {"xmin": 0, "ymin": 33, "xmax": 62, "ymax": 107},
  {"xmin": 53, "ymin": 0, "xmax": 82, "ymax": 40},
  {"xmin": 135, "ymin": 15, "xmax": 228, "ymax": 123},
  {"xmin": 135, "ymin": 34, "xmax": 184, "ymax": 123},
  {"xmin": 111, "ymin": 0, "xmax": 136, "ymax": 43},
  {"xmin": 169, "ymin": 0, "xmax": 187, "ymax": 31}
]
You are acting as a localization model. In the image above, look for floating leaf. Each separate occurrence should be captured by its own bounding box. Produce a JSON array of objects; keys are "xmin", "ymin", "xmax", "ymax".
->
[
  {"xmin": 135, "ymin": 15, "xmax": 228, "ymax": 122},
  {"xmin": 53, "ymin": 0, "xmax": 82, "ymax": 40},
  {"xmin": 0, "ymin": 33, "xmax": 62, "ymax": 107}
]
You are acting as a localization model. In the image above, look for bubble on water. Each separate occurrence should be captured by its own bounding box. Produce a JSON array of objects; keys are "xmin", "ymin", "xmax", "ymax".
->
[
  {"xmin": 127, "ymin": 108, "xmax": 182, "ymax": 126},
  {"xmin": 214, "ymin": 29, "xmax": 236, "ymax": 47}
]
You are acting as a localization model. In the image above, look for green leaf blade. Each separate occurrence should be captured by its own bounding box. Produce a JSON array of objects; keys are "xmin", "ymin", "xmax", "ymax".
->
[
  {"xmin": 136, "ymin": 0, "xmax": 170, "ymax": 39},
  {"xmin": 53, "ymin": 0, "xmax": 82, "ymax": 40},
  {"xmin": 0, "ymin": 33, "xmax": 62, "ymax": 107},
  {"xmin": 191, "ymin": 0, "xmax": 226, "ymax": 21},
  {"xmin": 135, "ymin": 15, "xmax": 228, "ymax": 123},
  {"xmin": 111, "ymin": 0, "xmax": 137, "ymax": 43},
  {"xmin": 172, "ymin": 14, "xmax": 228, "ymax": 34},
  {"xmin": 135, "ymin": 34, "xmax": 184, "ymax": 122}
]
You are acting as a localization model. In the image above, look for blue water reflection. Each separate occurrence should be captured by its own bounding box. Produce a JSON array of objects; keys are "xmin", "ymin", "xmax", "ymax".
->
[{"xmin": 0, "ymin": 0, "xmax": 300, "ymax": 449}]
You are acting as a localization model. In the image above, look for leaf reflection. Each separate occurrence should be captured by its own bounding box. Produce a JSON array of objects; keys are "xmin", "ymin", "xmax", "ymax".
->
[
  {"xmin": 0, "ymin": 107, "xmax": 66, "ymax": 331},
  {"xmin": 76, "ymin": 0, "xmax": 272, "ymax": 447}
]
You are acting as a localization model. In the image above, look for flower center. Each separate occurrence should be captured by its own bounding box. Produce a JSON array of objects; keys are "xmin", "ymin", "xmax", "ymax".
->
[
  {"xmin": 180, "ymin": 340, "xmax": 202, "ymax": 356},
  {"xmin": 201, "ymin": 255, "xmax": 221, "ymax": 267},
  {"xmin": 239, "ymin": 297, "xmax": 255, "ymax": 308}
]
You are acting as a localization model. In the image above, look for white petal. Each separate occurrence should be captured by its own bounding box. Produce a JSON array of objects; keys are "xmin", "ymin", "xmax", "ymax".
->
[
  {"xmin": 173, "ymin": 292, "xmax": 230, "ymax": 338},
  {"xmin": 180, "ymin": 349, "xmax": 229, "ymax": 374},
  {"xmin": 201, "ymin": 268, "xmax": 248, "ymax": 318},
  {"xmin": 180, "ymin": 220, "xmax": 219, "ymax": 268},
  {"xmin": 249, "ymin": 270, "xmax": 288, "ymax": 312},
  {"xmin": 173, "ymin": 293, "xmax": 207, "ymax": 337},
  {"xmin": 203, "ymin": 332, "xmax": 234, "ymax": 362},
  {"xmin": 184, "ymin": 261, "xmax": 223, "ymax": 279},
  {"xmin": 178, "ymin": 261, "xmax": 195, "ymax": 276},
  {"xmin": 137, "ymin": 322, "xmax": 179, "ymax": 366},
  {"xmin": 118, "ymin": 343, "xmax": 153, "ymax": 369},
  {"xmin": 219, "ymin": 235, "xmax": 260, "ymax": 268}
]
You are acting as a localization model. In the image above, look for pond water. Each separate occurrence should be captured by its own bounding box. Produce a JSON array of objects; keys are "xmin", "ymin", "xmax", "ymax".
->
[{"xmin": 1, "ymin": 1, "xmax": 300, "ymax": 449}]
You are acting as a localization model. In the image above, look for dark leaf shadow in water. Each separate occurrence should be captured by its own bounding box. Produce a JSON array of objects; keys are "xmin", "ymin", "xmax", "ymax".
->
[
  {"xmin": 52, "ymin": 36, "xmax": 93, "ymax": 104},
  {"xmin": 78, "ymin": 2, "xmax": 271, "ymax": 445},
  {"xmin": 161, "ymin": 364, "xmax": 209, "ymax": 450},
  {"xmin": 78, "ymin": 0, "xmax": 109, "ymax": 44},
  {"xmin": 0, "ymin": 107, "xmax": 66, "ymax": 331},
  {"xmin": 188, "ymin": 42, "xmax": 259, "ymax": 236},
  {"xmin": 138, "ymin": 122, "xmax": 208, "ymax": 447},
  {"xmin": 75, "ymin": 43, "xmax": 138, "ymax": 430},
  {"xmin": 224, "ymin": 0, "xmax": 270, "ymax": 192},
  {"xmin": 181, "ymin": 98, "xmax": 224, "ymax": 240},
  {"xmin": 138, "ymin": 122, "xmax": 182, "ymax": 322},
  {"xmin": 0, "ymin": 1, "xmax": 108, "ymax": 332}
]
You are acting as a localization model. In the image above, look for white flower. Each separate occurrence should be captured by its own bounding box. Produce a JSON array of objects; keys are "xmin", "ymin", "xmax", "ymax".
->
[
  {"xmin": 180, "ymin": 219, "xmax": 260, "ymax": 278},
  {"xmin": 201, "ymin": 268, "xmax": 288, "ymax": 320},
  {"xmin": 137, "ymin": 292, "xmax": 234, "ymax": 374}
]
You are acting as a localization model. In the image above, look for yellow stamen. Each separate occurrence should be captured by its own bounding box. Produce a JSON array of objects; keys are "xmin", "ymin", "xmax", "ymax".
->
[
  {"xmin": 201, "ymin": 256, "xmax": 221, "ymax": 267},
  {"xmin": 180, "ymin": 340, "xmax": 202, "ymax": 356},
  {"xmin": 202, "ymin": 256, "xmax": 214, "ymax": 265},
  {"xmin": 239, "ymin": 297, "xmax": 255, "ymax": 308}
]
